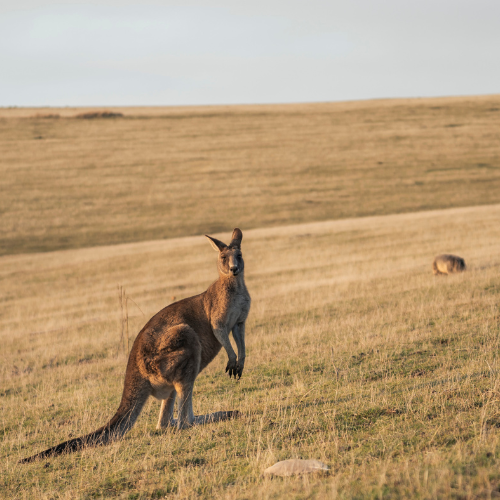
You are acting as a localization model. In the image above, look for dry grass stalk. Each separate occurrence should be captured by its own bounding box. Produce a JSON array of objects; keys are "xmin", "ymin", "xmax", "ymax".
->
[{"xmin": 117, "ymin": 285, "xmax": 130, "ymax": 355}]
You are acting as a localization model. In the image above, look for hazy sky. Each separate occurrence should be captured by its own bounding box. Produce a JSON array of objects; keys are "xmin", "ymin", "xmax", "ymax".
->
[{"xmin": 1, "ymin": 0, "xmax": 499, "ymax": 107}]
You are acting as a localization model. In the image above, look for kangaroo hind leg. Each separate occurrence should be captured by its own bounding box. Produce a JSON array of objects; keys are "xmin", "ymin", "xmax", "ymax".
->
[
  {"xmin": 154, "ymin": 323, "xmax": 241, "ymax": 430},
  {"xmin": 156, "ymin": 389, "xmax": 177, "ymax": 430},
  {"xmin": 172, "ymin": 381, "xmax": 241, "ymax": 429},
  {"xmin": 175, "ymin": 381, "xmax": 196, "ymax": 429},
  {"xmin": 154, "ymin": 323, "xmax": 201, "ymax": 430}
]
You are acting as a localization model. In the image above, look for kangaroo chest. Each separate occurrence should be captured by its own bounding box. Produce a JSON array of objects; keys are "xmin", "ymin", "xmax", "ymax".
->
[
  {"xmin": 210, "ymin": 283, "xmax": 250, "ymax": 332},
  {"xmin": 224, "ymin": 291, "xmax": 250, "ymax": 329}
]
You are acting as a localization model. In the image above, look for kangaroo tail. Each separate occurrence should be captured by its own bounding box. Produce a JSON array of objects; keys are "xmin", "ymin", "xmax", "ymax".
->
[{"xmin": 20, "ymin": 368, "xmax": 150, "ymax": 464}]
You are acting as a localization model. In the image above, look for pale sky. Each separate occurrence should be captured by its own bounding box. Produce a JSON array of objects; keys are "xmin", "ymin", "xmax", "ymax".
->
[{"xmin": 1, "ymin": 0, "xmax": 499, "ymax": 107}]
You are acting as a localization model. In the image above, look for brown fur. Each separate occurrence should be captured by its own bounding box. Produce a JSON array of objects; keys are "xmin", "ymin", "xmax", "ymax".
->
[
  {"xmin": 432, "ymin": 254, "xmax": 467, "ymax": 275},
  {"xmin": 20, "ymin": 228, "xmax": 250, "ymax": 463}
]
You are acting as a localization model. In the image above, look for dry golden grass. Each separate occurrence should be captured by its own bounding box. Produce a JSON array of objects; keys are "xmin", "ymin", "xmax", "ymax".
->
[
  {"xmin": 2, "ymin": 204, "xmax": 500, "ymax": 498},
  {"xmin": 1, "ymin": 95, "xmax": 500, "ymax": 255}
]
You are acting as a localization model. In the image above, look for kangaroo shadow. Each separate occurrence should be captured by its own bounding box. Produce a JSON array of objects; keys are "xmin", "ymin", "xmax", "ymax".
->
[{"xmin": 155, "ymin": 410, "xmax": 241, "ymax": 431}]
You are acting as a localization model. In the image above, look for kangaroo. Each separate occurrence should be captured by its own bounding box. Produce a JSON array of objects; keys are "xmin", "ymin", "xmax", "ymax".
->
[
  {"xmin": 20, "ymin": 228, "xmax": 250, "ymax": 463},
  {"xmin": 432, "ymin": 254, "xmax": 466, "ymax": 275}
]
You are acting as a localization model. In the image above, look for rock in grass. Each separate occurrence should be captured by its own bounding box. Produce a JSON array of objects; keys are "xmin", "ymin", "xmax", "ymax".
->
[{"xmin": 264, "ymin": 459, "xmax": 329, "ymax": 477}]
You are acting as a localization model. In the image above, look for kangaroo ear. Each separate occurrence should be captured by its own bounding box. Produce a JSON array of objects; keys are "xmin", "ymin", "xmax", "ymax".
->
[
  {"xmin": 229, "ymin": 228, "xmax": 242, "ymax": 248},
  {"xmin": 205, "ymin": 235, "xmax": 227, "ymax": 252}
]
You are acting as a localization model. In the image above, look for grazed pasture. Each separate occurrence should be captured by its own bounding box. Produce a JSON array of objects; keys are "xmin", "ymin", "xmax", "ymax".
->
[
  {"xmin": 1, "ymin": 204, "xmax": 500, "ymax": 499},
  {"xmin": 1, "ymin": 95, "xmax": 500, "ymax": 256}
]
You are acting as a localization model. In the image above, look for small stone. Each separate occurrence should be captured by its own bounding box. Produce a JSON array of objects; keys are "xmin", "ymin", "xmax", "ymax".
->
[{"xmin": 264, "ymin": 459, "xmax": 329, "ymax": 477}]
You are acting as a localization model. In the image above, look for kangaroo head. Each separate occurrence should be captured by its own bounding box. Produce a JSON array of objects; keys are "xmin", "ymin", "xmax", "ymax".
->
[{"xmin": 205, "ymin": 228, "xmax": 244, "ymax": 277}]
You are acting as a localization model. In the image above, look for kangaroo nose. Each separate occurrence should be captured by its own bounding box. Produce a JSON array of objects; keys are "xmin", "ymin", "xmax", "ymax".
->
[{"xmin": 230, "ymin": 266, "xmax": 239, "ymax": 274}]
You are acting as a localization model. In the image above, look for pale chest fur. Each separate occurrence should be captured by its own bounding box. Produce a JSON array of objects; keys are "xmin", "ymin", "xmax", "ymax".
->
[
  {"xmin": 208, "ymin": 280, "xmax": 250, "ymax": 332},
  {"xmin": 225, "ymin": 288, "xmax": 251, "ymax": 330}
]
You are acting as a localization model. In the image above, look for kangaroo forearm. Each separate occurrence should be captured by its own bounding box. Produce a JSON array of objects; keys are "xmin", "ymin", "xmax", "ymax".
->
[
  {"xmin": 229, "ymin": 323, "xmax": 246, "ymax": 379},
  {"xmin": 232, "ymin": 322, "xmax": 246, "ymax": 363},
  {"xmin": 213, "ymin": 328, "xmax": 236, "ymax": 361}
]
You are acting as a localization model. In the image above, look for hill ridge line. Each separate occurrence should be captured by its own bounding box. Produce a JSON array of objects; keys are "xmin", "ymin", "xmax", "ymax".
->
[{"xmin": 2, "ymin": 203, "xmax": 499, "ymax": 265}]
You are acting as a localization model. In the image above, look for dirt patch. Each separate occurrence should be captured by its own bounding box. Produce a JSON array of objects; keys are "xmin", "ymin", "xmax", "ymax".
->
[
  {"xmin": 32, "ymin": 114, "xmax": 60, "ymax": 119},
  {"xmin": 75, "ymin": 111, "xmax": 124, "ymax": 119}
]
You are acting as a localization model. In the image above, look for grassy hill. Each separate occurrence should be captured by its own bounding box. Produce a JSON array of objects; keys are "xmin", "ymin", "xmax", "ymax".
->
[
  {"xmin": 2, "ymin": 203, "xmax": 500, "ymax": 498},
  {"xmin": 1, "ymin": 95, "xmax": 499, "ymax": 256}
]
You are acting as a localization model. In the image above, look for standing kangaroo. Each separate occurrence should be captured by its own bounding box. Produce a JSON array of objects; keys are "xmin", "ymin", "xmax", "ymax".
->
[{"xmin": 20, "ymin": 228, "xmax": 250, "ymax": 463}]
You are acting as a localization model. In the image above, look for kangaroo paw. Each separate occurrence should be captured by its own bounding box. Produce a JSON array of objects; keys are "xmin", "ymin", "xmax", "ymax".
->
[{"xmin": 225, "ymin": 360, "xmax": 238, "ymax": 378}]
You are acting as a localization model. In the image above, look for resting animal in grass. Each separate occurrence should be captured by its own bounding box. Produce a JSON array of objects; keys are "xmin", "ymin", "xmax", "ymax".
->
[
  {"xmin": 20, "ymin": 228, "xmax": 250, "ymax": 463},
  {"xmin": 432, "ymin": 254, "xmax": 466, "ymax": 275}
]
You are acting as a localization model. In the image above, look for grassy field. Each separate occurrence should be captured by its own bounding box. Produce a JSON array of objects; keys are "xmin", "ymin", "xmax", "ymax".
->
[
  {"xmin": 2, "ymin": 202, "xmax": 500, "ymax": 499},
  {"xmin": 1, "ymin": 95, "xmax": 500, "ymax": 499},
  {"xmin": 1, "ymin": 95, "xmax": 500, "ymax": 256}
]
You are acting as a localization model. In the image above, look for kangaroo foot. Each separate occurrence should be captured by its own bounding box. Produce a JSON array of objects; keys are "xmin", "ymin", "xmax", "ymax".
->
[{"xmin": 156, "ymin": 419, "xmax": 178, "ymax": 430}]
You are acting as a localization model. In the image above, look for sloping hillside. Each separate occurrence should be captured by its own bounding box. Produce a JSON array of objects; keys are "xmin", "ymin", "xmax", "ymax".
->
[
  {"xmin": 1, "ymin": 95, "xmax": 499, "ymax": 255},
  {"xmin": 2, "ymin": 204, "xmax": 500, "ymax": 498}
]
